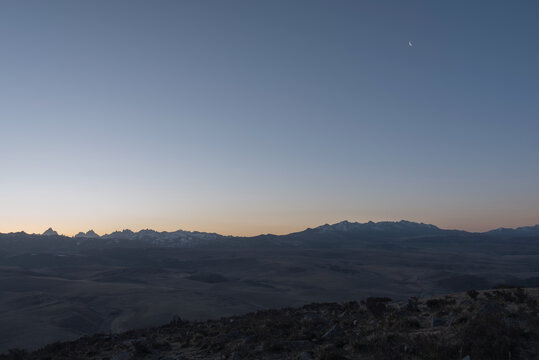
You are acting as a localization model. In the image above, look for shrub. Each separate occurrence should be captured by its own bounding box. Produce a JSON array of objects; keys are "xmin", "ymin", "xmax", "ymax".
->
[
  {"xmin": 459, "ymin": 314, "xmax": 523, "ymax": 360},
  {"xmin": 6, "ymin": 349, "xmax": 27, "ymax": 360},
  {"xmin": 133, "ymin": 341, "xmax": 151, "ymax": 355},
  {"xmin": 466, "ymin": 289, "xmax": 479, "ymax": 300},
  {"xmin": 399, "ymin": 317, "xmax": 421, "ymax": 330},
  {"xmin": 426, "ymin": 298, "xmax": 456, "ymax": 309},
  {"xmin": 492, "ymin": 290, "xmax": 516, "ymax": 302},
  {"xmin": 365, "ymin": 297, "xmax": 391, "ymax": 318},
  {"xmin": 513, "ymin": 287, "xmax": 528, "ymax": 303},
  {"xmin": 408, "ymin": 334, "xmax": 458, "ymax": 360},
  {"xmin": 406, "ymin": 296, "xmax": 419, "ymax": 312}
]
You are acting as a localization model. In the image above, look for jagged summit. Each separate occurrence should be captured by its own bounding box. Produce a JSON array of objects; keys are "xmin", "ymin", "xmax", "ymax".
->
[
  {"xmin": 42, "ymin": 227, "xmax": 58, "ymax": 236},
  {"xmin": 101, "ymin": 229, "xmax": 135, "ymax": 239},
  {"xmin": 99, "ymin": 228, "xmax": 223, "ymax": 243},
  {"xmin": 85, "ymin": 230, "xmax": 99, "ymax": 238},
  {"xmin": 74, "ymin": 230, "xmax": 100, "ymax": 239}
]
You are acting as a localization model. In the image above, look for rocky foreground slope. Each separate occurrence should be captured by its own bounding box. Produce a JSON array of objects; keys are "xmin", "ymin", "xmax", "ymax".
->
[{"xmin": 2, "ymin": 287, "xmax": 539, "ymax": 360}]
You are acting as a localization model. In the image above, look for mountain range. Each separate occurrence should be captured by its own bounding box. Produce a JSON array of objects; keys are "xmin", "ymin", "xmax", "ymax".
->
[
  {"xmin": 0, "ymin": 221, "xmax": 538, "ymax": 251},
  {"xmin": 34, "ymin": 220, "xmax": 539, "ymax": 240}
]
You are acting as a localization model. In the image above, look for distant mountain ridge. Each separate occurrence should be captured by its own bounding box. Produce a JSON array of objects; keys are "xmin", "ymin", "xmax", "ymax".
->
[
  {"xmin": 1, "ymin": 221, "xmax": 538, "ymax": 252},
  {"xmin": 311, "ymin": 220, "xmax": 441, "ymax": 233},
  {"xmin": 7, "ymin": 220, "xmax": 539, "ymax": 240},
  {"xmin": 486, "ymin": 224, "xmax": 539, "ymax": 236}
]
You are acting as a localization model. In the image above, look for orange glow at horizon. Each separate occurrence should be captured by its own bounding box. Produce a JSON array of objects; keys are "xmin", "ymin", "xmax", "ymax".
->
[{"xmin": 2, "ymin": 214, "xmax": 538, "ymax": 237}]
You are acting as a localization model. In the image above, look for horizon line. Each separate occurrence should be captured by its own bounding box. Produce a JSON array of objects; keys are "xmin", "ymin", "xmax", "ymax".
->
[{"xmin": 2, "ymin": 219, "xmax": 538, "ymax": 238}]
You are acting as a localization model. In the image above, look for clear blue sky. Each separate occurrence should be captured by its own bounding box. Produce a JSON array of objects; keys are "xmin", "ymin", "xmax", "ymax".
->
[{"xmin": 1, "ymin": 1, "xmax": 538, "ymax": 235}]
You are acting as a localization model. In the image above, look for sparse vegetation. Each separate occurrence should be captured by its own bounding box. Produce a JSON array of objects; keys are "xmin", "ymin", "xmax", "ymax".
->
[
  {"xmin": 1, "ymin": 289, "xmax": 538, "ymax": 360},
  {"xmin": 460, "ymin": 314, "xmax": 524, "ymax": 360},
  {"xmin": 425, "ymin": 297, "xmax": 456, "ymax": 309}
]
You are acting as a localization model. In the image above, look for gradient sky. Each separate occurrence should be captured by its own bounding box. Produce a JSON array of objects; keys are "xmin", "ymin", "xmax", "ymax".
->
[{"xmin": 1, "ymin": 1, "xmax": 538, "ymax": 236}]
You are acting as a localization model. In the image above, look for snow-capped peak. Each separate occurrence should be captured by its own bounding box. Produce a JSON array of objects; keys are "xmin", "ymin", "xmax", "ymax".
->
[{"xmin": 42, "ymin": 227, "xmax": 58, "ymax": 236}]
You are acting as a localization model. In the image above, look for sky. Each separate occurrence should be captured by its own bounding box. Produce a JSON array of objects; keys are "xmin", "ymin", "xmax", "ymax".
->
[{"xmin": 1, "ymin": 1, "xmax": 538, "ymax": 236}]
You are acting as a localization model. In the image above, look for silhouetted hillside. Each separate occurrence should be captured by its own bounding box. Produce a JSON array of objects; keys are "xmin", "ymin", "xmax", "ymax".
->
[{"xmin": 2, "ymin": 287, "xmax": 538, "ymax": 360}]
